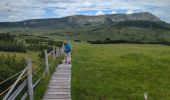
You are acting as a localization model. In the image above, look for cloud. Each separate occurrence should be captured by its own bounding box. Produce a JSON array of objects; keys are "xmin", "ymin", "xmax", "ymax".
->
[
  {"xmin": 0, "ymin": 0, "xmax": 45, "ymax": 21},
  {"xmin": 111, "ymin": 11, "xmax": 117, "ymax": 14},
  {"xmin": 0, "ymin": 0, "xmax": 169, "ymax": 23},
  {"xmin": 96, "ymin": 11, "xmax": 105, "ymax": 15},
  {"xmin": 126, "ymin": 10, "xmax": 134, "ymax": 14}
]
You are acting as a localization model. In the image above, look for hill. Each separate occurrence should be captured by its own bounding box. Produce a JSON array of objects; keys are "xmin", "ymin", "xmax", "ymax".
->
[{"xmin": 0, "ymin": 12, "xmax": 162, "ymax": 28}]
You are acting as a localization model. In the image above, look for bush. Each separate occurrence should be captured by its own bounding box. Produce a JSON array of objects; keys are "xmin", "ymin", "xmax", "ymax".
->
[
  {"xmin": 25, "ymin": 38, "xmax": 43, "ymax": 44},
  {"xmin": 27, "ymin": 44, "xmax": 52, "ymax": 51},
  {"xmin": 0, "ymin": 54, "xmax": 26, "ymax": 93},
  {"xmin": 74, "ymin": 40, "xmax": 81, "ymax": 42},
  {"xmin": 47, "ymin": 40, "xmax": 63, "ymax": 47},
  {"xmin": 0, "ymin": 33, "xmax": 15, "ymax": 42},
  {"xmin": 25, "ymin": 38, "xmax": 63, "ymax": 47},
  {"xmin": 87, "ymin": 38, "xmax": 170, "ymax": 45},
  {"xmin": 0, "ymin": 41, "xmax": 27, "ymax": 52}
]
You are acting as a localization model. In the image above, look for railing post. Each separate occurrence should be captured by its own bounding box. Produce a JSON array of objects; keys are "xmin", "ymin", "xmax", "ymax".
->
[
  {"xmin": 60, "ymin": 47, "xmax": 63, "ymax": 54},
  {"xmin": 63, "ymin": 43, "xmax": 65, "ymax": 54},
  {"xmin": 55, "ymin": 47, "xmax": 58, "ymax": 57},
  {"xmin": 26, "ymin": 58, "xmax": 33, "ymax": 100},
  {"xmin": 44, "ymin": 49, "xmax": 49, "ymax": 74},
  {"xmin": 53, "ymin": 46, "xmax": 55, "ymax": 59},
  {"xmin": 144, "ymin": 92, "xmax": 147, "ymax": 100},
  {"xmin": 58, "ymin": 48, "xmax": 60, "ymax": 56}
]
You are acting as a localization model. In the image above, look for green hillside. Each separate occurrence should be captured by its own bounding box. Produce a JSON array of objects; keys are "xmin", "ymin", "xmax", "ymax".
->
[{"xmin": 1, "ymin": 21, "xmax": 170, "ymax": 45}]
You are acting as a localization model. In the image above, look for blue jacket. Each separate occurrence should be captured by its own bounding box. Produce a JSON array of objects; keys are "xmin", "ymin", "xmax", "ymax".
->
[{"xmin": 64, "ymin": 43, "xmax": 71, "ymax": 53}]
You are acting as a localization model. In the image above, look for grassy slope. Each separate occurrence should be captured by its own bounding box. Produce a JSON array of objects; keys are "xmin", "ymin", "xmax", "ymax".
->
[
  {"xmin": 2, "ymin": 26, "xmax": 170, "ymax": 42},
  {"xmin": 35, "ymin": 27, "xmax": 170, "ymax": 43},
  {"xmin": 72, "ymin": 42, "xmax": 170, "ymax": 100}
]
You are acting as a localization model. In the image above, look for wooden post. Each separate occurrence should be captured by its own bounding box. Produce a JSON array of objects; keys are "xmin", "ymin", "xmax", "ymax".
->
[
  {"xmin": 56, "ymin": 47, "xmax": 58, "ymax": 57},
  {"xmin": 62, "ymin": 43, "xmax": 64, "ymax": 49},
  {"xmin": 53, "ymin": 46, "xmax": 55, "ymax": 59},
  {"xmin": 61, "ymin": 48, "xmax": 63, "ymax": 54},
  {"xmin": 62, "ymin": 43, "xmax": 65, "ymax": 54},
  {"xmin": 44, "ymin": 49, "xmax": 49, "ymax": 74},
  {"xmin": 58, "ymin": 48, "xmax": 60, "ymax": 56},
  {"xmin": 26, "ymin": 58, "xmax": 33, "ymax": 100},
  {"xmin": 144, "ymin": 92, "xmax": 147, "ymax": 100}
]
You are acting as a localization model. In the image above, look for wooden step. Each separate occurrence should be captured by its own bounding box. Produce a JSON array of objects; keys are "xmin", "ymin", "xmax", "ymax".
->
[{"xmin": 43, "ymin": 94, "xmax": 71, "ymax": 99}]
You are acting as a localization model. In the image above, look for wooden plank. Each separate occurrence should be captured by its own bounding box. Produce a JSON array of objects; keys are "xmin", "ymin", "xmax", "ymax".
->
[
  {"xmin": 52, "ymin": 78, "xmax": 71, "ymax": 80},
  {"xmin": 53, "ymin": 74, "xmax": 71, "ymax": 77},
  {"xmin": 44, "ymin": 94, "xmax": 71, "ymax": 99},
  {"xmin": 53, "ymin": 73, "xmax": 71, "ymax": 75},
  {"xmin": 54, "ymin": 71, "xmax": 71, "ymax": 73},
  {"xmin": 45, "ymin": 92, "xmax": 70, "ymax": 95},
  {"xmin": 47, "ymin": 89, "xmax": 70, "ymax": 92},
  {"xmin": 43, "ymin": 99, "xmax": 71, "ymax": 100},
  {"xmin": 48, "ymin": 85, "xmax": 70, "ymax": 88},
  {"xmin": 50, "ymin": 80, "xmax": 70, "ymax": 83},
  {"xmin": 49, "ymin": 83, "xmax": 70, "ymax": 86}
]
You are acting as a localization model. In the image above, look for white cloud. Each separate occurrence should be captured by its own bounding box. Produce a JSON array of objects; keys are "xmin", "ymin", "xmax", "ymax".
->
[
  {"xmin": 111, "ymin": 11, "xmax": 117, "ymax": 14},
  {"xmin": 96, "ymin": 10, "xmax": 105, "ymax": 15},
  {"xmin": 126, "ymin": 10, "xmax": 134, "ymax": 14}
]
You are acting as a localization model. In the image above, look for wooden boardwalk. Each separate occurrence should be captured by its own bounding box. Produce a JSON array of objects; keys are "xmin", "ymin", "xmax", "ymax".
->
[{"xmin": 43, "ymin": 61, "xmax": 71, "ymax": 100}]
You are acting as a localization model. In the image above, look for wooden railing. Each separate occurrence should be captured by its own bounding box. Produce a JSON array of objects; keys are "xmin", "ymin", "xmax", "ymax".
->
[{"xmin": 0, "ymin": 46, "xmax": 64, "ymax": 100}]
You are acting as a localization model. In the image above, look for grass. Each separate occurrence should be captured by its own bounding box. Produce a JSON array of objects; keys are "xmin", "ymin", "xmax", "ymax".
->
[{"xmin": 72, "ymin": 42, "xmax": 170, "ymax": 100}]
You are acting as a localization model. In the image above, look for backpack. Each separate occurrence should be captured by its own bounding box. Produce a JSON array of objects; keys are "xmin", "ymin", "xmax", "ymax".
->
[{"xmin": 64, "ymin": 44, "xmax": 71, "ymax": 53}]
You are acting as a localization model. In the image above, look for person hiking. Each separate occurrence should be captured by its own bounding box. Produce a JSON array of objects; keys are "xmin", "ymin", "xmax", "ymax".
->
[{"xmin": 64, "ymin": 42, "xmax": 71, "ymax": 64}]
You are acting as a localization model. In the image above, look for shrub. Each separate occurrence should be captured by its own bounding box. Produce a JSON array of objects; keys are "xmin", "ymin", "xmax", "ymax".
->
[
  {"xmin": 87, "ymin": 38, "xmax": 170, "ymax": 45},
  {"xmin": 0, "ymin": 41, "xmax": 27, "ymax": 52},
  {"xmin": 0, "ymin": 33, "xmax": 15, "ymax": 42},
  {"xmin": 0, "ymin": 54, "xmax": 26, "ymax": 93},
  {"xmin": 74, "ymin": 40, "xmax": 81, "ymax": 42}
]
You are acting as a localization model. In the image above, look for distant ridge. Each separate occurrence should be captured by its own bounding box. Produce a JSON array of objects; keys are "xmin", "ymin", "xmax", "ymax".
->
[{"xmin": 0, "ymin": 12, "xmax": 162, "ymax": 28}]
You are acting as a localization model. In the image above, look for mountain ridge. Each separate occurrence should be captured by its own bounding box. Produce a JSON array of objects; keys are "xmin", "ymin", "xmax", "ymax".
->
[{"xmin": 0, "ymin": 12, "xmax": 162, "ymax": 28}]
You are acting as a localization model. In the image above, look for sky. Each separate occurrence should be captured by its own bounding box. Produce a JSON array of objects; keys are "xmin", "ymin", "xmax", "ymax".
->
[{"xmin": 0, "ymin": 0, "xmax": 170, "ymax": 23}]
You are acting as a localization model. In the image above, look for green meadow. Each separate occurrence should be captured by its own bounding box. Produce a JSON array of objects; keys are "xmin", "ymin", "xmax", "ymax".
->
[{"xmin": 72, "ymin": 42, "xmax": 170, "ymax": 100}]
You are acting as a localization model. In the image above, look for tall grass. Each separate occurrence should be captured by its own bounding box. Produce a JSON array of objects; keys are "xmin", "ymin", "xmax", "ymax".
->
[{"xmin": 72, "ymin": 42, "xmax": 170, "ymax": 100}]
